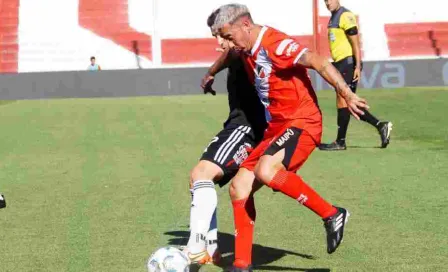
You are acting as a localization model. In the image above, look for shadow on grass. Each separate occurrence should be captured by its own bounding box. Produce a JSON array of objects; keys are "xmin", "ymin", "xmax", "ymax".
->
[{"xmin": 165, "ymin": 230, "xmax": 330, "ymax": 271}]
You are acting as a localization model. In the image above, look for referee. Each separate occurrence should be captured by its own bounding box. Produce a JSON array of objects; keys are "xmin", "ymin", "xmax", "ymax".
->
[{"xmin": 319, "ymin": 0, "xmax": 392, "ymax": 151}]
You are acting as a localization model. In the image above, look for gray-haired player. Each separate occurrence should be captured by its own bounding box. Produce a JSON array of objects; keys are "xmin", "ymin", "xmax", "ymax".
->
[{"xmin": 183, "ymin": 8, "xmax": 266, "ymax": 265}]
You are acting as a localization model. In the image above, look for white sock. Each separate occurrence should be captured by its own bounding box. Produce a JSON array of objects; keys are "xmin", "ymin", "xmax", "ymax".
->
[
  {"xmin": 187, "ymin": 180, "xmax": 217, "ymax": 254},
  {"xmin": 188, "ymin": 188, "xmax": 194, "ymax": 231},
  {"xmin": 206, "ymin": 208, "xmax": 218, "ymax": 257}
]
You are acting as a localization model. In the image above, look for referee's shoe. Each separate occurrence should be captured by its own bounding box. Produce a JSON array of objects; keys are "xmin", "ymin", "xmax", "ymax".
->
[
  {"xmin": 378, "ymin": 121, "xmax": 393, "ymax": 148},
  {"xmin": 319, "ymin": 121, "xmax": 393, "ymax": 150}
]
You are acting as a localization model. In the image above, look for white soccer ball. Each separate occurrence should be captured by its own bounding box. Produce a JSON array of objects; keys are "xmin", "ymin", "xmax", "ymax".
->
[{"xmin": 147, "ymin": 247, "xmax": 190, "ymax": 272}]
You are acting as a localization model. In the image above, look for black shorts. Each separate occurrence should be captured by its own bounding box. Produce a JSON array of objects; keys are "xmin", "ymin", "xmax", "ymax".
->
[
  {"xmin": 200, "ymin": 124, "xmax": 258, "ymax": 187},
  {"xmin": 333, "ymin": 56, "xmax": 362, "ymax": 93}
]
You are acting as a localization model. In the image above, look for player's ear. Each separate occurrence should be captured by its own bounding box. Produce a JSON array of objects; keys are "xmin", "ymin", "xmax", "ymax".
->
[
  {"xmin": 242, "ymin": 18, "xmax": 251, "ymax": 28},
  {"xmin": 241, "ymin": 20, "xmax": 251, "ymax": 33}
]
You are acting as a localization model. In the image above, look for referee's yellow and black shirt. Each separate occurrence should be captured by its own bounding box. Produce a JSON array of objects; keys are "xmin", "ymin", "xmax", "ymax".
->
[{"xmin": 327, "ymin": 6, "xmax": 358, "ymax": 62}]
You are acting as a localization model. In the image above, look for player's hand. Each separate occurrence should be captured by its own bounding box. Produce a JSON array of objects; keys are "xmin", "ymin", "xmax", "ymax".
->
[
  {"xmin": 353, "ymin": 67, "xmax": 361, "ymax": 82},
  {"xmin": 345, "ymin": 92, "xmax": 369, "ymax": 120},
  {"xmin": 201, "ymin": 74, "xmax": 216, "ymax": 96}
]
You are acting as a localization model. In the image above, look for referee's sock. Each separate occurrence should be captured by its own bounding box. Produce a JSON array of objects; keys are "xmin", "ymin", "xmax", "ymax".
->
[
  {"xmin": 187, "ymin": 180, "xmax": 217, "ymax": 254},
  {"xmin": 359, "ymin": 109, "xmax": 381, "ymax": 129}
]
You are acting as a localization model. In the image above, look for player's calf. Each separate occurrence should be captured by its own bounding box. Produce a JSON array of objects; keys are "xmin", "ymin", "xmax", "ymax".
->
[
  {"xmin": 187, "ymin": 160, "xmax": 222, "ymax": 254},
  {"xmin": 187, "ymin": 178, "xmax": 218, "ymax": 255},
  {"xmin": 229, "ymin": 169, "xmax": 258, "ymax": 269}
]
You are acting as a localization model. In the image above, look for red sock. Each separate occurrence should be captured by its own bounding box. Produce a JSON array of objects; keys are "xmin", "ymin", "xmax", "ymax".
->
[
  {"xmin": 232, "ymin": 196, "xmax": 256, "ymax": 268},
  {"xmin": 269, "ymin": 170, "xmax": 337, "ymax": 219}
]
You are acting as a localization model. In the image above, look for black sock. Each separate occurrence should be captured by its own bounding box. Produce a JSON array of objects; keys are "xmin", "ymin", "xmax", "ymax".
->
[
  {"xmin": 359, "ymin": 110, "xmax": 380, "ymax": 128},
  {"xmin": 336, "ymin": 108, "xmax": 350, "ymax": 144}
]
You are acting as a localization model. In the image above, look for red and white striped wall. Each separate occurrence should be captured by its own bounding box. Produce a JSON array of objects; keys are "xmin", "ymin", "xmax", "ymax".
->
[{"xmin": 0, "ymin": 0, "xmax": 447, "ymax": 73}]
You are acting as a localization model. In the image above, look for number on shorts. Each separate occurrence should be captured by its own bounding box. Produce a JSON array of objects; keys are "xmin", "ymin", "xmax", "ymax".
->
[{"xmin": 204, "ymin": 137, "xmax": 219, "ymax": 153}]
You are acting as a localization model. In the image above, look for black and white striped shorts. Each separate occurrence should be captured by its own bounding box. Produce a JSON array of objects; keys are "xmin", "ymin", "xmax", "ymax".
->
[{"xmin": 200, "ymin": 124, "xmax": 257, "ymax": 186}]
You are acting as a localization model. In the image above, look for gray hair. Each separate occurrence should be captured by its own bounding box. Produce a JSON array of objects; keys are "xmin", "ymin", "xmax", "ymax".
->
[{"xmin": 211, "ymin": 3, "xmax": 251, "ymax": 33}]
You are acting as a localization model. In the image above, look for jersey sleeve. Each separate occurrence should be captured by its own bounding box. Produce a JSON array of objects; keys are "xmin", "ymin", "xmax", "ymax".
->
[
  {"xmin": 266, "ymin": 34, "xmax": 309, "ymax": 70},
  {"xmin": 339, "ymin": 11, "xmax": 358, "ymax": 31}
]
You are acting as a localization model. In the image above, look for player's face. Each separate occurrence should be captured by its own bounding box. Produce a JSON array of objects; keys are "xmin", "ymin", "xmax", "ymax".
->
[
  {"xmin": 215, "ymin": 35, "xmax": 233, "ymax": 50},
  {"xmin": 91, "ymin": 58, "xmax": 95, "ymax": 65},
  {"xmin": 325, "ymin": 0, "xmax": 340, "ymax": 12},
  {"xmin": 219, "ymin": 22, "xmax": 251, "ymax": 53}
]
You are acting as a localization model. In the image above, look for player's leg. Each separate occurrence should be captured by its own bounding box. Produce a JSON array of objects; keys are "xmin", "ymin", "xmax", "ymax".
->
[
  {"xmin": 254, "ymin": 127, "xmax": 349, "ymax": 254},
  {"xmin": 205, "ymin": 125, "xmax": 256, "ymax": 263},
  {"xmin": 350, "ymin": 76, "xmax": 393, "ymax": 147},
  {"xmin": 187, "ymin": 125, "xmax": 254, "ymax": 264},
  {"xmin": 229, "ymin": 168, "xmax": 259, "ymax": 271},
  {"xmin": 255, "ymin": 128, "xmax": 337, "ymax": 218},
  {"xmin": 228, "ymin": 138, "xmax": 268, "ymax": 271},
  {"xmin": 186, "ymin": 131, "xmax": 227, "ymax": 262},
  {"xmin": 186, "ymin": 160, "xmax": 222, "ymax": 262}
]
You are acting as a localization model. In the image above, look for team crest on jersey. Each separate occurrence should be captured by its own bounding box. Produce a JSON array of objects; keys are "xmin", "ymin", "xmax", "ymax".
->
[
  {"xmin": 232, "ymin": 143, "xmax": 252, "ymax": 165},
  {"xmin": 286, "ymin": 42, "xmax": 299, "ymax": 57}
]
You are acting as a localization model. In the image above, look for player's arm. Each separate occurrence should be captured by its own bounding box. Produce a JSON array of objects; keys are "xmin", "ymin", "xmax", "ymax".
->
[
  {"xmin": 296, "ymin": 50, "xmax": 368, "ymax": 119},
  {"xmin": 208, "ymin": 47, "xmax": 234, "ymax": 76},
  {"xmin": 201, "ymin": 48, "xmax": 237, "ymax": 95},
  {"xmin": 268, "ymin": 37, "xmax": 368, "ymax": 118},
  {"xmin": 341, "ymin": 12, "xmax": 362, "ymax": 81}
]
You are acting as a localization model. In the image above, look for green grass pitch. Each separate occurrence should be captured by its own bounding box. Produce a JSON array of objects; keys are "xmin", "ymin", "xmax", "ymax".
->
[{"xmin": 0, "ymin": 87, "xmax": 447, "ymax": 272}]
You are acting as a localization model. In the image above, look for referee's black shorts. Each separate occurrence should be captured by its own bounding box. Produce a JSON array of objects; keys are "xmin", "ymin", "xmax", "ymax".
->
[{"xmin": 332, "ymin": 56, "xmax": 362, "ymax": 93}]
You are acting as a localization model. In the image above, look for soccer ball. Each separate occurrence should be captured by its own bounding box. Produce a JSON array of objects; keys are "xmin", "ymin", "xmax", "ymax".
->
[{"xmin": 147, "ymin": 247, "xmax": 190, "ymax": 272}]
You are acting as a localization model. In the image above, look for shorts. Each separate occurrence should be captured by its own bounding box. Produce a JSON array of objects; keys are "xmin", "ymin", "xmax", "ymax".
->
[
  {"xmin": 200, "ymin": 124, "xmax": 258, "ymax": 187},
  {"xmin": 333, "ymin": 56, "xmax": 362, "ymax": 93},
  {"xmin": 241, "ymin": 122, "xmax": 319, "ymax": 173}
]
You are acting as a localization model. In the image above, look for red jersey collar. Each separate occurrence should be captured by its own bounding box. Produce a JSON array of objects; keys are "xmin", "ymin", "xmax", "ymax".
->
[{"xmin": 251, "ymin": 26, "xmax": 268, "ymax": 56}]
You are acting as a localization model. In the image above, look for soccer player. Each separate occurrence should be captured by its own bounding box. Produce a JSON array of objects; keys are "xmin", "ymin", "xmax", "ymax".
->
[
  {"xmin": 211, "ymin": 4, "xmax": 369, "ymax": 271},
  {"xmin": 184, "ymin": 9, "xmax": 267, "ymax": 265},
  {"xmin": 319, "ymin": 0, "xmax": 392, "ymax": 151}
]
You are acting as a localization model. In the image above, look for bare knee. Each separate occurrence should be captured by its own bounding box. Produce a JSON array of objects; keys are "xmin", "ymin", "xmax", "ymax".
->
[
  {"xmin": 254, "ymin": 156, "xmax": 285, "ymax": 185},
  {"xmin": 190, "ymin": 160, "xmax": 223, "ymax": 185},
  {"xmin": 229, "ymin": 182, "xmax": 239, "ymax": 200},
  {"xmin": 229, "ymin": 169, "xmax": 255, "ymax": 201}
]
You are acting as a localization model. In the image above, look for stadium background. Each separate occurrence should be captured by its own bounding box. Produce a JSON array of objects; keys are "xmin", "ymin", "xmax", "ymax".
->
[
  {"xmin": 0, "ymin": 0, "xmax": 447, "ymax": 100},
  {"xmin": 0, "ymin": 0, "xmax": 446, "ymax": 73}
]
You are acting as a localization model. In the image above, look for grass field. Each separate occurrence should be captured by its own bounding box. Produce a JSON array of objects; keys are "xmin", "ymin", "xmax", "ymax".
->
[{"xmin": 0, "ymin": 88, "xmax": 447, "ymax": 272}]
